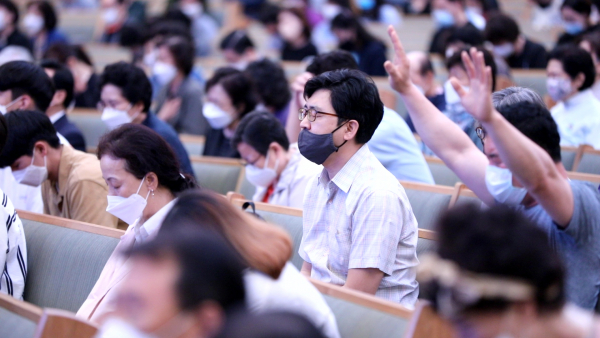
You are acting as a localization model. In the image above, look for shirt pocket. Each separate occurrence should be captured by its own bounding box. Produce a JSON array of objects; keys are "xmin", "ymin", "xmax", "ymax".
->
[{"xmin": 328, "ymin": 221, "xmax": 352, "ymax": 273}]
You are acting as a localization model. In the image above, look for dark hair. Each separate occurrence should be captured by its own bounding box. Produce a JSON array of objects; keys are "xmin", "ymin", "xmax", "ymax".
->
[
  {"xmin": 304, "ymin": 69, "xmax": 383, "ymax": 144},
  {"xmin": 43, "ymin": 43, "xmax": 94, "ymax": 66},
  {"xmin": 129, "ymin": 230, "xmax": 246, "ymax": 312},
  {"xmin": 40, "ymin": 59, "xmax": 74, "ymax": 108},
  {"xmin": 258, "ymin": 2, "xmax": 280, "ymax": 25},
  {"xmin": 205, "ymin": 67, "xmax": 257, "ymax": 117},
  {"xmin": 548, "ymin": 45, "xmax": 595, "ymax": 91},
  {"xmin": 220, "ymin": 30, "xmax": 255, "ymax": 55},
  {"xmin": 232, "ymin": 111, "xmax": 290, "ymax": 155},
  {"xmin": 217, "ymin": 311, "xmax": 326, "ymax": 338},
  {"xmin": 331, "ymin": 11, "xmax": 381, "ymax": 50},
  {"xmin": 429, "ymin": 204, "xmax": 565, "ymax": 314},
  {"xmin": 306, "ymin": 50, "xmax": 359, "ymax": 75},
  {"xmin": 143, "ymin": 19, "xmax": 192, "ymax": 45},
  {"xmin": 580, "ymin": 31, "xmax": 600, "ymax": 59},
  {"xmin": 162, "ymin": 8, "xmax": 192, "ymax": 29},
  {"xmin": 0, "ymin": 110, "xmax": 60, "ymax": 168},
  {"xmin": 244, "ymin": 59, "xmax": 291, "ymax": 112},
  {"xmin": 280, "ymin": 7, "xmax": 312, "ymax": 40},
  {"xmin": 0, "ymin": 0, "xmax": 19, "ymax": 25},
  {"xmin": 446, "ymin": 47, "xmax": 498, "ymax": 91},
  {"xmin": 561, "ymin": 0, "xmax": 592, "ymax": 16},
  {"xmin": 0, "ymin": 61, "xmax": 55, "ymax": 111},
  {"xmin": 0, "ymin": 114, "xmax": 8, "ymax": 154},
  {"xmin": 484, "ymin": 13, "xmax": 520, "ymax": 44},
  {"xmin": 415, "ymin": 53, "xmax": 435, "ymax": 76},
  {"xmin": 100, "ymin": 61, "xmax": 152, "ymax": 112},
  {"xmin": 446, "ymin": 24, "xmax": 485, "ymax": 48},
  {"xmin": 157, "ymin": 35, "xmax": 195, "ymax": 76},
  {"xmin": 497, "ymin": 101, "xmax": 561, "ymax": 162},
  {"xmin": 26, "ymin": 1, "xmax": 57, "ymax": 31},
  {"xmin": 97, "ymin": 124, "xmax": 198, "ymax": 193}
]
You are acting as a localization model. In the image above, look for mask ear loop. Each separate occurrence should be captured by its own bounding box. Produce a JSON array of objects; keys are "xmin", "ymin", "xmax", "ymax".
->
[
  {"xmin": 136, "ymin": 176, "xmax": 152, "ymax": 200},
  {"xmin": 332, "ymin": 120, "xmax": 350, "ymax": 151}
]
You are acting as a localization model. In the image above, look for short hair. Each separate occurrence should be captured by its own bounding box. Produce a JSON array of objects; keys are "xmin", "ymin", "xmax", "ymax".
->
[
  {"xmin": 99, "ymin": 61, "xmax": 152, "ymax": 112},
  {"xmin": 446, "ymin": 24, "xmax": 485, "ymax": 48},
  {"xmin": 0, "ymin": 61, "xmax": 55, "ymax": 111},
  {"xmin": 128, "ymin": 230, "xmax": 246, "ymax": 312},
  {"xmin": 43, "ymin": 43, "xmax": 94, "ymax": 66},
  {"xmin": 205, "ymin": 67, "xmax": 257, "ymax": 117},
  {"xmin": 580, "ymin": 31, "xmax": 600, "ymax": 59},
  {"xmin": 428, "ymin": 204, "xmax": 565, "ymax": 314},
  {"xmin": 306, "ymin": 50, "xmax": 359, "ymax": 75},
  {"xmin": 258, "ymin": 3, "xmax": 280, "ymax": 25},
  {"xmin": 414, "ymin": 53, "xmax": 435, "ymax": 76},
  {"xmin": 232, "ymin": 111, "xmax": 290, "ymax": 156},
  {"xmin": 484, "ymin": 13, "xmax": 520, "ymax": 44},
  {"xmin": 548, "ymin": 45, "xmax": 595, "ymax": 91},
  {"xmin": 0, "ymin": 0, "xmax": 19, "ymax": 25},
  {"xmin": 219, "ymin": 30, "xmax": 254, "ymax": 55},
  {"xmin": 244, "ymin": 59, "xmax": 291, "ymax": 112},
  {"xmin": 97, "ymin": 124, "xmax": 198, "ymax": 193},
  {"xmin": 26, "ymin": 1, "xmax": 57, "ymax": 31},
  {"xmin": 304, "ymin": 69, "xmax": 383, "ymax": 144},
  {"xmin": 0, "ymin": 110, "xmax": 60, "ymax": 168},
  {"xmin": 497, "ymin": 101, "xmax": 562, "ymax": 162},
  {"xmin": 40, "ymin": 59, "xmax": 74, "ymax": 108},
  {"xmin": 0, "ymin": 114, "xmax": 8, "ymax": 154},
  {"xmin": 446, "ymin": 47, "xmax": 498, "ymax": 91},
  {"xmin": 157, "ymin": 35, "xmax": 195, "ymax": 76},
  {"xmin": 561, "ymin": 0, "xmax": 592, "ymax": 16},
  {"xmin": 492, "ymin": 87, "xmax": 546, "ymax": 110},
  {"xmin": 331, "ymin": 11, "xmax": 380, "ymax": 48},
  {"xmin": 144, "ymin": 19, "xmax": 193, "ymax": 45}
]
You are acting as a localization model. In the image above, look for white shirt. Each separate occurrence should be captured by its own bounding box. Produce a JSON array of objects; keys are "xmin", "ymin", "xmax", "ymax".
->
[
  {"xmin": 244, "ymin": 262, "xmax": 340, "ymax": 338},
  {"xmin": 132, "ymin": 199, "xmax": 177, "ymax": 244},
  {"xmin": 551, "ymin": 89, "xmax": 600, "ymax": 149},
  {"xmin": 0, "ymin": 188, "xmax": 27, "ymax": 299},
  {"xmin": 49, "ymin": 110, "xmax": 65, "ymax": 124},
  {"xmin": 252, "ymin": 144, "xmax": 322, "ymax": 208},
  {"xmin": 0, "ymin": 168, "xmax": 43, "ymax": 213},
  {"xmin": 299, "ymin": 145, "xmax": 419, "ymax": 307}
]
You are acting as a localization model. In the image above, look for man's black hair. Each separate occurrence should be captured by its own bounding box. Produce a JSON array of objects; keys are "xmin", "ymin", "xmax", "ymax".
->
[
  {"xmin": 446, "ymin": 46, "xmax": 498, "ymax": 91},
  {"xmin": 484, "ymin": 13, "xmax": 520, "ymax": 45},
  {"xmin": 232, "ymin": 111, "xmax": 290, "ymax": 156},
  {"xmin": 40, "ymin": 59, "xmax": 74, "ymax": 108},
  {"xmin": 0, "ymin": 61, "xmax": 55, "ymax": 111},
  {"xmin": 219, "ymin": 30, "xmax": 254, "ymax": 54},
  {"xmin": 306, "ymin": 50, "xmax": 359, "ymax": 75},
  {"xmin": 244, "ymin": 58, "xmax": 291, "ymax": 112}
]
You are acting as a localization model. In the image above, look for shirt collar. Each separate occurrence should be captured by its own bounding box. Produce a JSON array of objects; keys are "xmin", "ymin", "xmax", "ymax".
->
[
  {"xmin": 317, "ymin": 144, "xmax": 369, "ymax": 194},
  {"xmin": 137, "ymin": 198, "xmax": 177, "ymax": 240},
  {"xmin": 49, "ymin": 110, "xmax": 65, "ymax": 124},
  {"xmin": 564, "ymin": 89, "xmax": 593, "ymax": 109}
]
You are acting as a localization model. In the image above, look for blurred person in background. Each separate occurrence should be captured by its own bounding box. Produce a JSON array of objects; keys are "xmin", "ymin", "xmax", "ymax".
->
[
  {"xmin": 96, "ymin": 231, "xmax": 246, "ymax": 338},
  {"xmin": 357, "ymin": 0, "xmax": 402, "ymax": 26},
  {"xmin": 219, "ymin": 30, "xmax": 258, "ymax": 70},
  {"xmin": 98, "ymin": 0, "xmax": 144, "ymax": 44},
  {"xmin": 202, "ymin": 67, "xmax": 257, "ymax": 158},
  {"xmin": 258, "ymin": 3, "xmax": 284, "ymax": 52},
  {"xmin": 41, "ymin": 59, "xmax": 86, "ymax": 152},
  {"xmin": 278, "ymin": 8, "xmax": 318, "ymax": 61},
  {"xmin": 428, "ymin": 0, "xmax": 485, "ymax": 55},
  {"xmin": 405, "ymin": 51, "xmax": 445, "ymax": 132},
  {"xmin": 331, "ymin": 11, "xmax": 387, "ymax": 76},
  {"xmin": 244, "ymin": 58, "xmax": 291, "ymax": 126},
  {"xmin": 547, "ymin": 45, "xmax": 600, "ymax": 148},
  {"xmin": 44, "ymin": 43, "xmax": 100, "ymax": 108},
  {"xmin": 159, "ymin": 189, "xmax": 341, "ymax": 338},
  {"xmin": 176, "ymin": 0, "xmax": 219, "ymax": 57},
  {"xmin": 23, "ymin": 1, "xmax": 68, "ymax": 60},
  {"xmin": 0, "ymin": 0, "xmax": 32, "ymax": 53},
  {"xmin": 579, "ymin": 31, "xmax": 600, "ymax": 99},
  {"xmin": 152, "ymin": 36, "xmax": 208, "ymax": 136},
  {"xmin": 557, "ymin": 0, "xmax": 594, "ymax": 46},
  {"xmin": 484, "ymin": 13, "xmax": 548, "ymax": 69},
  {"xmin": 311, "ymin": 0, "xmax": 351, "ymax": 53}
]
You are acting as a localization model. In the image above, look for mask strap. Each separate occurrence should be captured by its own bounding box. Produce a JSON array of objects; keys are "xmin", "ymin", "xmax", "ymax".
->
[
  {"xmin": 7, "ymin": 96, "xmax": 22, "ymax": 110},
  {"xmin": 332, "ymin": 120, "xmax": 349, "ymax": 151},
  {"xmin": 136, "ymin": 176, "xmax": 146, "ymax": 195},
  {"xmin": 30, "ymin": 150, "xmax": 47, "ymax": 168}
]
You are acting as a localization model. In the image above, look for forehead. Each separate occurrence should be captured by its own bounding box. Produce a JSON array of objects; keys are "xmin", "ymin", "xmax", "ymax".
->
[
  {"xmin": 306, "ymin": 89, "xmax": 333, "ymax": 111},
  {"xmin": 547, "ymin": 59, "xmax": 565, "ymax": 74},
  {"xmin": 100, "ymin": 155, "xmax": 128, "ymax": 177},
  {"xmin": 101, "ymin": 84, "xmax": 126, "ymax": 101},
  {"xmin": 237, "ymin": 142, "xmax": 260, "ymax": 159}
]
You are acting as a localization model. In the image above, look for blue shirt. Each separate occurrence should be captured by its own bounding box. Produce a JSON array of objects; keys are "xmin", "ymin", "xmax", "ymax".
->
[
  {"xmin": 368, "ymin": 107, "xmax": 434, "ymax": 184},
  {"xmin": 142, "ymin": 113, "xmax": 194, "ymax": 176}
]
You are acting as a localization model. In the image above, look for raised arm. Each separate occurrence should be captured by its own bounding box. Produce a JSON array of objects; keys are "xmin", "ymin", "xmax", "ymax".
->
[
  {"xmin": 455, "ymin": 49, "xmax": 574, "ymax": 226},
  {"xmin": 384, "ymin": 26, "xmax": 494, "ymax": 204}
]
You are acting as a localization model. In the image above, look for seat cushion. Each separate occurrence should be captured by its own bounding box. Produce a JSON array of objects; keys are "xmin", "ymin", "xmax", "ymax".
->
[
  {"xmin": 404, "ymin": 189, "xmax": 451, "ymax": 230},
  {"xmin": 192, "ymin": 162, "xmax": 241, "ymax": 195},
  {"xmin": 577, "ymin": 154, "xmax": 600, "ymax": 175},
  {"xmin": 0, "ymin": 307, "xmax": 37, "ymax": 338},
  {"xmin": 254, "ymin": 210, "xmax": 304, "ymax": 270}
]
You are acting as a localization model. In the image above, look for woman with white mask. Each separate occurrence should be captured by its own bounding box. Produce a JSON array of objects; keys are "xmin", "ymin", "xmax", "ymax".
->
[
  {"xmin": 202, "ymin": 67, "xmax": 257, "ymax": 158},
  {"xmin": 23, "ymin": 1, "xmax": 68, "ymax": 60},
  {"xmin": 77, "ymin": 123, "xmax": 198, "ymax": 323},
  {"xmin": 547, "ymin": 45, "xmax": 600, "ymax": 148},
  {"xmin": 152, "ymin": 36, "xmax": 208, "ymax": 136},
  {"xmin": 233, "ymin": 112, "xmax": 321, "ymax": 208},
  {"xmin": 277, "ymin": 8, "xmax": 318, "ymax": 62}
]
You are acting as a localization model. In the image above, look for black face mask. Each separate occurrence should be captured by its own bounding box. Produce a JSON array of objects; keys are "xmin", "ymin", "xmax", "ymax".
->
[{"xmin": 298, "ymin": 121, "xmax": 348, "ymax": 165}]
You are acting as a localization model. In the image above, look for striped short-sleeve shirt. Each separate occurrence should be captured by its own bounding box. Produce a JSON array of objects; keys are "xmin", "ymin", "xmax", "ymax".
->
[
  {"xmin": 299, "ymin": 145, "xmax": 419, "ymax": 307},
  {"xmin": 0, "ymin": 189, "xmax": 27, "ymax": 299}
]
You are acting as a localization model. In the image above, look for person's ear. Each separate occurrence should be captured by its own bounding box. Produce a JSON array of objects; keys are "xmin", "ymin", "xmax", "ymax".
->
[
  {"xmin": 144, "ymin": 172, "xmax": 159, "ymax": 192},
  {"xmin": 34, "ymin": 141, "xmax": 49, "ymax": 157},
  {"xmin": 573, "ymin": 72, "xmax": 586, "ymax": 91},
  {"xmin": 20, "ymin": 95, "xmax": 35, "ymax": 110},
  {"xmin": 343, "ymin": 120, "xmax": 360, "ymax": 141},
  {"xmin": 52, "ymin": 90, "xmax": 67, "ymax": 107},
  {"xmin": 195, "ymin": 301, "xmax": 224, "ymax": 337},
  {"xmin": 130, "ymin": 101, "xmax": 145, "ymax": 117}
]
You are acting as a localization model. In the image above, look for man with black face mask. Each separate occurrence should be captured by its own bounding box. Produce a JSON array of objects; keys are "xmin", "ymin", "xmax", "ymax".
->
[{"xmin": 297, "ymin": 69, "xmax": 419, "ymax": 308}]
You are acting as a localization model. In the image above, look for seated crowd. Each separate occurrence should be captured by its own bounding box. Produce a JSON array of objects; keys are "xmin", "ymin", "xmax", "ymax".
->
[{"xmin": 0, "ymin": 0, "xmax": 599, "ymax": 336}]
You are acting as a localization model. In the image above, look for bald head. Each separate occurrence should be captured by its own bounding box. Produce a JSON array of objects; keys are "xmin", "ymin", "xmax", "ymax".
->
[{"xmin": 406, "ymin": 51, "xmax": 437, "ymax": 96}]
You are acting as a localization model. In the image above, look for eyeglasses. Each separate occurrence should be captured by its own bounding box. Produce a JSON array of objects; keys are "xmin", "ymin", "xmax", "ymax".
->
[
  {"xmin": 298, "ymin": 107, "xmax": 338, "ymax": 122},
  {"xmin": 475, "ymin": 127, "xmax": 486, "ymax": 141},
  {"xmin": 241, "ymin": 156, "xmax": 260, "ymax": 167}
]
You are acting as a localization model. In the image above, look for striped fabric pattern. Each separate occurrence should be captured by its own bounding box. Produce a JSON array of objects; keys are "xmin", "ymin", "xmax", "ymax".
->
[{"xmin": 0, "ymin": 189, "xmax": 27, "ymax": 300}]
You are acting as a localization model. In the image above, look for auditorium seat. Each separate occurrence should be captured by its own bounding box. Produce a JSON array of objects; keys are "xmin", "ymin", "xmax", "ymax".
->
[
  {"xmin": 511, "ymin": 70, "xmax": 548, "ymax": 97},
  {"xmin": 567, "ymin": 172, "xmax": 600, "ymax": 189},
  {"xmin": 179, "ymin": 134, "xmax": 206, "ymax": 157},
  {"xmin": 424, "ymin": 156, "xmax": 461, "ymax": 186},
  {"xmin": 19, "ymin": 210, "xmax": 122, "ymax": 312},
  {"xmin": 236, "ymin": 169, "xmax": 255, "ymax": 199},
  {"xmin": 404, "ymin": 301, "xmax": 458, "ymax": 338},
  {"xmin": 573, "ymin": 145, "xmax": 600, "ymax": 175},
  {"xmin": 449, "ymin": 183, "xmax": 482, "ymax": 208},
  {"xmin": 67, "ymin": 109, "xmax": 107, "ymax": 152},
  {"xmin": 400, "ymin": 181, "xmax": 454, "ymax": 230},
  {"xmin": 561, "ymin": 146, "xmax": 578, "ymax": 171},
  {"xmin": 190, "ymin": 156, "xmax": 244, "ymax": 195}
]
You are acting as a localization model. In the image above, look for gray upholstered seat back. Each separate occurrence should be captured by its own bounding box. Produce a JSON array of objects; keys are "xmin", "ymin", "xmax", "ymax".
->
[
  {"xmin": 323, "ymin": 294, "xmax": 408, "ymax": 338},
  {"xmin": 252, "ymin": 209, "xmax": 304, "ymax": 270},
  {"xmin": 576, "ymin": 153, "xmax": 600, "ymax": 175},
  {"xmin": 561, "ymin": 148, "xmax": 577, "ymax": 171},
  {"xmin": 0, "ymin": 307, "xmax": 37, "ymax": 338},
  {"xmin": 22, "ymin": 219, "xmax": 119, "ymax": 312},
  {"xmin": 416, "ymin": 237, "xmax": 437, "ymax": 258},
  {"xmin": 427, "ymin": 162, "xmax": 461, "ymax": 187},
  {"xmin": 191, "ymin": 161, "xmax": 241, "ymax": 195},
  {"xmin": 403, "ymin": 189, "xmax": 451, "ymax": 230},
  {"xmin": 68, "ymin": 113, "xmax": 108, "ymax": 149}
]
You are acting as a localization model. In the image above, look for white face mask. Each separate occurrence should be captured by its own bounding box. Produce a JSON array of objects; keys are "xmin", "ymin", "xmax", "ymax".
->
[
  {"xmin": 246, "ymin": 150, "xmax": 279, "ymax": 188},
  {"xmin": 0, "ymin": 96, "xmax": 23, "ymax": 115},
  {"xmin": 102, "ymin": 106, "xmax": 134, "ymax": 130},
  {"xmin": 492, "ymin": 43, "xmax": 515, "ymax": 58},
  {"xmin": 546, "ymin": 77, "xmax": 573, "ymax": 102},
  {"xmin": 180, "ymin": 3, "xmax": 203, "ymax": 18},
  {"xmin": 444, "ymin": 80, "xmax": 467, "ymax": 104},
  {"xmin": 103, "ymin": 7, "xmax": 120, "ymax": 25},
  {"xmin": 23, "ymin": 14, "xmax": 44, "ymax": 36},
  {"xmin": 12, "ymin": 153, "xmax": 48, "ymax": 187},
  {"xmin": 143, "ymin": 50, "xmax": 156, "ymax": 67},
  {"xmin": 152, "ymin": 61, "xmax": 178, "ymax": 86},
  {"xmin": 106, "ymin": 177, "xmax": 150, "ymax": 225},
  {"xmin": 322, "ymin": 4, "xmax": 341, "ymax": 20},
  {"xmin": 485, "ymin": 165, "xmax": 528, "ymax": 205},
  {"xmin": 202, "ymin": 102, "xmax": 233, "ymax": 129}
]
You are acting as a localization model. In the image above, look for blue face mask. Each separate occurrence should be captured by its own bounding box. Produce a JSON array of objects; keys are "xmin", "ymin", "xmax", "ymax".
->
[
  {"xmin": 358, "ymin": 0, "xmax": 376, "ymax": 11},
  {"xmin": 432, "ymin": 9, "xmax": 455, "ymax": 27},
  {"xmin": 564, "ymin": 21, "xmax": 584, "ymax": 35}
]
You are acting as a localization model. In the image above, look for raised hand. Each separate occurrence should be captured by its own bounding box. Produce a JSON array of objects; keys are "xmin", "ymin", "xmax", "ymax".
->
[
  {"xmin": 384, "ymin": 25, "xmax": 413, "ymax": 94},
  {"xmin": 450, "ymin": 48, "xmax": 494, "ymax": 123}
]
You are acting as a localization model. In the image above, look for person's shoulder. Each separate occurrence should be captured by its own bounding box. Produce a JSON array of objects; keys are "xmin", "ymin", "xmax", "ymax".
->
[
  {"xmin": 180, "ymin": 77, "xmax": 204, "ymax": 95},
  {"xmin": 66, "ymin": 149, "xmax": 105, "ymax": 187},
  {"xmin": 352, "ymin": 147, "xmax": 403, "ymax": 191}
]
